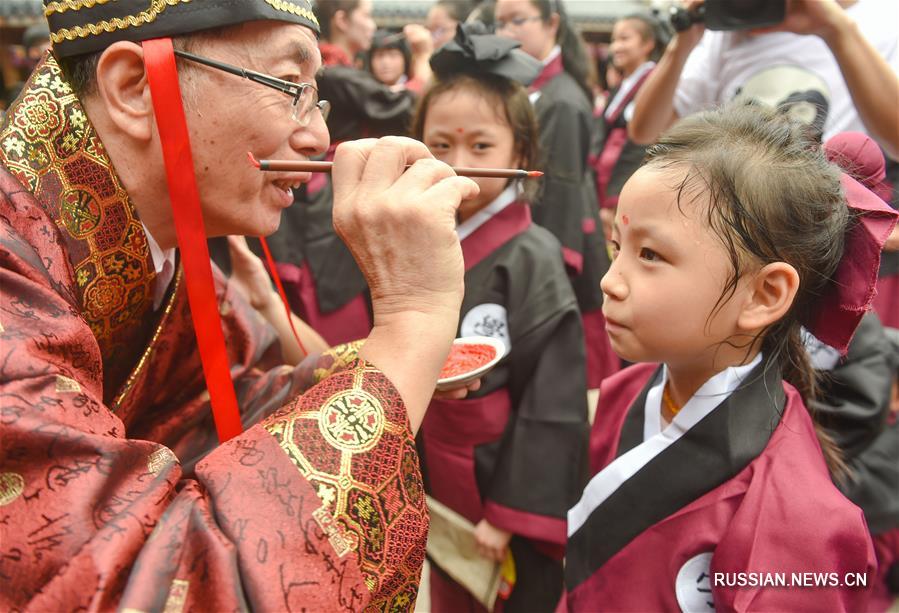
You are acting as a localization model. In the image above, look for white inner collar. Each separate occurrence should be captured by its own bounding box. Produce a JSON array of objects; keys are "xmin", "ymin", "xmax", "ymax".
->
[
  {"xmin": 542, "ymin": 44, "xmax": 562, "ymax": 66},
  {"xmin": 605, "ymin": 61, "xmax": 655, "ymax": 119},
  {"xmin": 568, "ymin": 354, "xmax": 763, "ymax": 537},
  {"xmin": 644, "ymin": 353, "xmax": 763, "ymax": 440},
  {"xmin": 455, "ymin": 184, "xmax": 519, "ymax": 241},
  {"xmin": 142, "ymin": 222, "xmax": 177, "ymax": 310}
]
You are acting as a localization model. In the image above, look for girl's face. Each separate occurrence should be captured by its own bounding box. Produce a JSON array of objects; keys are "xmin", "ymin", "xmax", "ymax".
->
[
  {"xmin": 342, "ymin": 0, "xmax": 376, "ymax": 54},
  {"xmin": 423, "ymin": 86, "xmax": 520, "ymax": 221},
  {"xmin": 601, "ymin": 166, "xmax": 754, "ymax": 371},
  {"xmin": 371, "ymin": 48, "xmax": 405, "ymax": 85},
  {"xmin": 610, "ymin": 19, "xmax": 654, "ymax": 77},
  {"xmin": 494, "ymin": 0, "xmax": 558, "ymax": 62},
  {"xmin": 426, "ymin": 5, "xmax": 458, "ymax": 49}
]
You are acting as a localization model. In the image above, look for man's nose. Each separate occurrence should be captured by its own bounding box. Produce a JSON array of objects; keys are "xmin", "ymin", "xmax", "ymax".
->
[{"xmin": 290, "ymin": 110, "xmax": 330, "ymax": 158}]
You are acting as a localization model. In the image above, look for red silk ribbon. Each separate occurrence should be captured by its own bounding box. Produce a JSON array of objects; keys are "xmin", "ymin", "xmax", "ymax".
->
[
  {"xmin": 143, "ymin": 37, "xmax": 243, "ymax": 443},
  {"xmin": 259, "ymin": 236, "xmax": 308, "ymax": 357}
]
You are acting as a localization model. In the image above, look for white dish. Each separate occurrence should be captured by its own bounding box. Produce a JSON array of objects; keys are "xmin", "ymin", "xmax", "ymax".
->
[{"xmin": 436, "ymin": 336, "xmax": 506, "ymax": 391}]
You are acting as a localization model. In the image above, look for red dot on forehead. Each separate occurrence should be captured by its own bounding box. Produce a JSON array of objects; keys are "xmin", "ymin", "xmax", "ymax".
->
[
  {"xmin": 622, "ymin": 214, "xmax": 630, "ymax": 226},
  {"xmin": 456, "ymin": 128, "xmax": 465, "ymax": 134}
]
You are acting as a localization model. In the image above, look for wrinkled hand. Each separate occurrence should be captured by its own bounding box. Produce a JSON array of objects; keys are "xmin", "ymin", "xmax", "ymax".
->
[
  {"xmin": 751, "ymin": 0, "xmax": 848, "ymax": 40},
  {"xmin": 332, "ymin": 136, "xmax": 480, "ymax": 431},
  {"xmin": 227, "ymin": 235, "xmax": 275, "ymax": 311},
  {"xmin": 332, "ymin": 137, "xmax": 478, "ymax": 323},
  {"xmin": 404, "ymin": 23, "xmax": 434, "ymax": 58},
  {"xmin": 474, "ymin": 519, "xmax": 512, "ymax": 563}
]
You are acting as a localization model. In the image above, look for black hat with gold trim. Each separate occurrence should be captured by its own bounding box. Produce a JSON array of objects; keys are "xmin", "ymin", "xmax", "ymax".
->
[{"xmin": 45, "ymin": 0, "xmax": 319, "ymax": 58}]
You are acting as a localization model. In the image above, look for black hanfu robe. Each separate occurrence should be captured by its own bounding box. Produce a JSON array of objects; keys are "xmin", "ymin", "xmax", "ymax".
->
[
  {"xmin": 419, "ymin": 188, "xmax": 589, "ymax": 612},
  {"xmin": 565, "ymin": 357, "xmax": 875, "ymax": 612},
  {"xmin": 529, "ymin": 53, "xmax": 617, "ymax": 389}
]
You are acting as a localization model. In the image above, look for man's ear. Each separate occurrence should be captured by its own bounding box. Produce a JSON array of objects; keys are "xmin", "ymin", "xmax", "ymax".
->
[
  {"xmin": 737, "ymin": 262, "xmax": 800, "ymax": 333},
  {"xmin": 94, "ymin": 41, "xmax": 154, "ymax": 142}
]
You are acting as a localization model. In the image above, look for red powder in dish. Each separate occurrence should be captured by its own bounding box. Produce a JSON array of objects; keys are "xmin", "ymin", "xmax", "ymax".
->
[{"xmin": 440, "ymin": 343, "xmax": 497, "ymax": 379}]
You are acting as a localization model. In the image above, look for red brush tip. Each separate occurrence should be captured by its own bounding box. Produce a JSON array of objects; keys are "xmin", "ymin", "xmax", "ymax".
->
[
  {"xmin": 527, "ymin": 170, "xmax": 544, "ymax": 178},
  {"xmin": 247, "ymin": 151, "xmax": 260, "ymax": 168}
]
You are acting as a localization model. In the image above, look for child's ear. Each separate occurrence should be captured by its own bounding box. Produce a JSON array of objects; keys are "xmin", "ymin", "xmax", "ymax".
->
[{"xmin": 737, "ymin": 262, "xmax": 800, "ymax": 333}]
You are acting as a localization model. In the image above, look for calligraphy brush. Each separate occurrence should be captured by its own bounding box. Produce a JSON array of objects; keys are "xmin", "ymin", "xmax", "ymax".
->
[{"xmin": 248, "ymin": 152, "xmax": 543, "ymax": 179}]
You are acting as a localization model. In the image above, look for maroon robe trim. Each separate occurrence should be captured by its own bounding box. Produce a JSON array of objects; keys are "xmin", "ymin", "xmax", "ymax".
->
[
  {"xmin": 529, "ymin": 53, "xmax": 564, "ymax": 94},
  {"xmin": 483, "ymin": 500, "xmax": 567, "ymax": 546},
  {"xmin": 566, "ymin": 359, "xmax": 784, "ymax": 590},
  {"xmin": 461, "ymin": 202, "xmax": 532, "ymax": 272},
  {"xmin": 588, "ymin": 363, "xmax": 657, "ymax": 475},
  {"xmin": 422, "ymin": 388, "xmax": 512, "ymax": 524},
  {"xmin": 594, "ymin": 68, "xmax": 654, "ymax": 210}
]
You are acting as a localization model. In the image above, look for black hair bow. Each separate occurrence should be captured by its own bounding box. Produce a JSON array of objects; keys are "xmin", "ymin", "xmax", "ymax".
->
[{"xmin": 430, "ymin": 22, "xmax": 542, "ymax": 86}]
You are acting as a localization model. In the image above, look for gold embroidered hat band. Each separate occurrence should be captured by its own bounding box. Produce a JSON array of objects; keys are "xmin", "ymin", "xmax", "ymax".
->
[{"xmin": 45, "ymin": 0, "xmax": 319, "ymax": 58}]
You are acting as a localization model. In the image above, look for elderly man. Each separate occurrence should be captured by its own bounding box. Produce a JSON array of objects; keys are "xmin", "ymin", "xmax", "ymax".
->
[{"xmin": 0, "ymin": 1, "xmax": 477, "ymax": 610}]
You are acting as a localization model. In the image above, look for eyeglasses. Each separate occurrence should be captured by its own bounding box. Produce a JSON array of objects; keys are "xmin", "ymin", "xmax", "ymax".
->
[
  {"xmin": 173, "ymin": 49, "xmax": 331, "ymax": 127},
  {"xmin": 495, "ymin": 15, "xmax": 543, "ymax": 31}
]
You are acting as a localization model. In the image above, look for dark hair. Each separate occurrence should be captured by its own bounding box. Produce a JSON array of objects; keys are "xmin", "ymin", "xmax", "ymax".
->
[
  {"xmin": 618, "ymin": 13, "xmax": 670, "ymax": 62},
  {"xmin": 366, "ymin": 30, "xmax": 411, "ymax": 80},
  {"xmin": 411, "ymin": 73, "xmax": 540, "ymax": 199},
  {"xmin": 433, "ymin": 0, "xmax": 476, "ymax": 23},
  {"xmin": 529, "ymin": 0, "xmax": 592, "ymax": 100},
  {"xmin": 314, "ymin": 0, "xmax": 362, "ymax": 41},
  {"xmin": 645, "ymin": 102, "xmax": 850, "ymax": 477},
  {"xmin": 466, "ymin": 2, "xmax": 496, "ymax": 28},
  {"xmin": 57, "ymin": 25, "xmax": 239, "ymax": 98}
]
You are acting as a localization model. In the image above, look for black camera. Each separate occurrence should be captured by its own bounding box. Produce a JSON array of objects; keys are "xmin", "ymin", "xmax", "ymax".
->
[{"xmin": 670, "ymin": 0, "xmax": 786, "ymax": 32}]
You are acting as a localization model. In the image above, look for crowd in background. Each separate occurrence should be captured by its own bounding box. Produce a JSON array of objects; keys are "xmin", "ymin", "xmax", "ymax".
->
[{"xmin": 2, "ymin": 0, "xmax": 898, "ymax": 611}]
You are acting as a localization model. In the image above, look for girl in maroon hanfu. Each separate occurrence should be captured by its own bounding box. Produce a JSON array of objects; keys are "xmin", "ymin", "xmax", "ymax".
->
[
  {"xmin": 412, "ymin": 25, "xmax": 589, "ymax": 612},
  {"xmin": 564, "ymin": 104, "xmax": 897, "ymax": 612},
  {"xmin": 591, "ymin": 13, "xmax": 666, "ymax": 240},
  {"xmin": 494, "ymin": 0, "xmax": 617, "ymax": 389}
]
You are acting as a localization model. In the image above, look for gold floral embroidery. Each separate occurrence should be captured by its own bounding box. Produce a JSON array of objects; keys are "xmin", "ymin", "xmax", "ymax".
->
[
  {"xmin": 162, "ymin": 579, "xmax": 189, "ymax": 613},
  {"xmin": 147, "ymin": 447, "xmax": 178, "ymax": 476},
  {"xmin": 55, "ymin": 375, "xmax": 81, "ymax": 393},
  {"xmin": 263, "ymin": 0, "xmax": 319, "ymax": 26},
  {"xmin": 50, "ymin": 0, "xmax": 192, "ymax": 43},
  {"xmin": 44, "ymin": 0, "xmax": 114, "ymax": 15},
  {"xmin": 0, "ymin": 473, "xmax": 25, "ymax": 506}
]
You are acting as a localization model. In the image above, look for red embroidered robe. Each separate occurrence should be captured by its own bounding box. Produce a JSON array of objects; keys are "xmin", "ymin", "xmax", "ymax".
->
[{"xmin": 0, "ymin": 53, "xmax": 427, "ymax": 612}]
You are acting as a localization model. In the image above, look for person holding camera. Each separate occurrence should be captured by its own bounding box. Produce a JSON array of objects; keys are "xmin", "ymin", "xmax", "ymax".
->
[{"xmin": 629, "ymin": 0, "xmax": 899, "ymax": 160}]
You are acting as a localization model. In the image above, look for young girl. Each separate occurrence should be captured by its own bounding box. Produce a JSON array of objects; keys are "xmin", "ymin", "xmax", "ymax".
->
[
  {"xmin": 413, "ymin": 25, "xmax": 589, "ymax": 612},
  {"xmin": 564, "ymin": 103, "xmax": 896, "ymax": 611},
  {"xmin": 494, "ymin": 0, "xmax": 617, "ymax": 389},
  {"xmin": 593, "ymin": 13, "xmax": 667, "ymax": 239}
]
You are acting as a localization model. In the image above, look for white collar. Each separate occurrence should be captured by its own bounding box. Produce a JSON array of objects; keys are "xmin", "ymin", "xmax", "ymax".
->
[
  {"xmin": 455, "ymin": 184, "xmax": 519, "ymax": 241},
  {"xmin": 541, "ymin": 44, "xmax": 562, "ymax": 66},
  {"xmin": 644, "ymin": 353, "xmax": 763, "ymax": 440},
  {"xmin": 142, "ymin": 222, "xmax": 177, "ymax": 310},
  {"xmin": 605, "ymin": 61, "xmax": 655, "ymax": 119},
  {"xmin": 568, "ymin": 354, "xmax": 763, "ymax": 536}
]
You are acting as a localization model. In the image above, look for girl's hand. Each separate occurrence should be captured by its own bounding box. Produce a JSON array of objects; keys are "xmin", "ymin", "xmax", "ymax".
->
[
  {"xmin": 227, "ymin": 235, "xmax": 276, "ymax": 312},
  {"xmin": 432, "ymin": 379, "xmax": 481, "ymax": 400},
  {"xmin": 474, "ymin": 519, "xmax": 512, "ymax": 563}
]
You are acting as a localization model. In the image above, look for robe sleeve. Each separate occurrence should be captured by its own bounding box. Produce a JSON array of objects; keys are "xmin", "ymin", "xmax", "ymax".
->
[
  {"xmin": 711, "ymin": 418, "xmax": 876, "ymax": 612},
  {"xmin": 534, "ymin": 99, "xmax": 595, "ymax": 274},
  {"xmin": 811, "ymin": 312, "xmax": 894, "ymax": 459},
  {"xmin": 0, "ymin": 222, "xmax": 427, "ymax": 611},
  {"xmin": 481, "ymin": 267, "xmax": 589, "ymax": 546}
]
